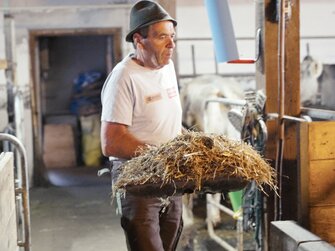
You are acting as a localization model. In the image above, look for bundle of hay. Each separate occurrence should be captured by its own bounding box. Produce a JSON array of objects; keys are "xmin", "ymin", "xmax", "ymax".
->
[{"xmin": 113, "ymin": 131, "xmax": 277, "ymax": 196}]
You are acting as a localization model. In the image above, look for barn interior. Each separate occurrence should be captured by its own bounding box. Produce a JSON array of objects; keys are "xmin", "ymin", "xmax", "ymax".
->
[{"xmin": 1, "ymin": 0, "xmax": 335, "ymax": 251}]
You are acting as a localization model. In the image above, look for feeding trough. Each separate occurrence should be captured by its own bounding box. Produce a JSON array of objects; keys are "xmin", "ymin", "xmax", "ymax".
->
[{"xmin": 112, "ymin": 131, "xmax": 277, "ymax": 197}]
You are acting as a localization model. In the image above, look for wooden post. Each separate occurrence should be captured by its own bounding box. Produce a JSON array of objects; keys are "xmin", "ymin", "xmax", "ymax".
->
[{"xmin": 256, "ymin": 0, "xmax": 301, "ymax": 249}]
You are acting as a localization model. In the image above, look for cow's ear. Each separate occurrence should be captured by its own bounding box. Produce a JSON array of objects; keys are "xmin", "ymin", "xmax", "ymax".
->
[{"xmin": 312, "ymin": 60, "xmax": 323, "ymax": 78}]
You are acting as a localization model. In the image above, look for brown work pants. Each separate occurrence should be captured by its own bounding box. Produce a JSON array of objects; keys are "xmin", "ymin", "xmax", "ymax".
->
[
  {"xmin": 112, "ymin": 161, "xmax": 183, "ymax": 251},
  {"xmin": 119, "ymin": 195, "xmax": 183, "ymax": 251},
  {"xmin": 121, "ymin": 194, "xmax": 182, "ymax": 251}
]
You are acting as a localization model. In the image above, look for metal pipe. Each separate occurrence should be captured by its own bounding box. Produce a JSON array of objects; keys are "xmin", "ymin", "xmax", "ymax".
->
[
  {"xmin": 179, "ymin": 73, "xmax": 255, "ymax": 79},
  {"xmin": 301, "ymin": 107, "xmax": 335, "ymax": 121},
  {"xmin": 178, "ymin": 37, "xmax": 253, "ymax": 41},
  {"xmin": 228, "ymin": 28, "xmax": 261, "ymax": 64},
  {"xmin": 207, "ymin": 220, "xmax": 237, "ymax": 251},
  {"xmin": 0, "ymin": 133, "xmax": 31, "ymax": 251},
  {"xmin": 204, "ymin": 97, "xmax": 246, "ymax": 109},
  {"xmin": 177, "ymin": 35, "xmax": 335, "ymax": 42},
  {"xmin": 214, "ymin": 49, "xmax": 219, "ymax": 74},
  {"xmin": 191, "ymin": 44, "xmax": 196, "ymax": 76},
  {"xmin": 207, "ymin": 196, "xmax": 243, "ymax": 251},
  {"xmin": 267, "ymin": 113, "xmax": 311, "ymax": 123},
  {"xmin": 207, "ymin": 195, "xmax": 237, "ymax": 218},
  {"xmin": 236, "ymin": 218, "xmax": 244, "ymax": 251}
]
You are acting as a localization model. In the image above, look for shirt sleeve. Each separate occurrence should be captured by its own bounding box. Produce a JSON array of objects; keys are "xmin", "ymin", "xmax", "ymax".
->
[{"xmin": 100, "ymin": 67, "xmax": 133, "ymax": 126}]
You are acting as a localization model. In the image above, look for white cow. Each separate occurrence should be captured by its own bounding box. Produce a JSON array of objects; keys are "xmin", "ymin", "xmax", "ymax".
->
[
  {"xmin": 300, "ymin": 56, "xmax": 323, "ymax": 106},
  {"xmin": 300, "ymin": 55, "xmax": 335, "ymax": 110},
  {"xmin": 180, "ymin": 74, "xmax": 249, "ymax": 135},
  {"xmin": 179, "ymin": 74, "xmax": 250, "ymax": 227}
]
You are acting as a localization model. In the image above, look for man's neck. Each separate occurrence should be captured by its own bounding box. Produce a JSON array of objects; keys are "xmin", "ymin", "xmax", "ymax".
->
[{"xmin": 131, "ymin": 54, "xmax": 163, "ymax": 70}]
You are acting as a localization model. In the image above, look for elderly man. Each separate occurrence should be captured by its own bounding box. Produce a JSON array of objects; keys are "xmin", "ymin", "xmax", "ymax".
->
[{"xmin": 100, "ymin": 1, "xmax": 183, "ymax": 250}]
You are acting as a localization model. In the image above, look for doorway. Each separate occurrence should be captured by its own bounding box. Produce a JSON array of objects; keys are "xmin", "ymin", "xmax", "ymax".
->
[{"xmin": 29, "ymin": 28, "xmax": 121, "ymax": 186}]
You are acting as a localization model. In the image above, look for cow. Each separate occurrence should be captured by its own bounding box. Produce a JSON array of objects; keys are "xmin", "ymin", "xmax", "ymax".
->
[
  {"xmin": 300, "ymin": 55, "xmax": 335, "ymax": 111},
  {"xmin": 180, "ymin": 57, "xmax": 334, "ymax": 139},
  {"xmin": 300, "ymin": 55, "xmax": 323, "ymax": 106},
  {"xmin": 180, "ymin": 74, "xmax": 251, "ymax": 134}
]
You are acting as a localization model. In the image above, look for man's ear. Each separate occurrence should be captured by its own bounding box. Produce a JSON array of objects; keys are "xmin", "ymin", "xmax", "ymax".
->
[{"xmin": 133, "ymin": 33, "xmax": 143, "ymax": 49}]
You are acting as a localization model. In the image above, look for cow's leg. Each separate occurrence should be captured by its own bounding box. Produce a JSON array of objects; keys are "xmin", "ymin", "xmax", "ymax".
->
[
  {"xmin": 182, "ymin": 194, "xmax": 194, "ymax": 227},
  {"xmin": 206, "ymin": 193, "xmax": 222, "ymax": 226}
]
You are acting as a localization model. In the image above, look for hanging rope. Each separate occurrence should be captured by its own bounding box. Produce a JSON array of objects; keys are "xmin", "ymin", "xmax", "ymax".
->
[{"xmin": 274, "ymin": 0, "xmax": 287, "ymax": 221}]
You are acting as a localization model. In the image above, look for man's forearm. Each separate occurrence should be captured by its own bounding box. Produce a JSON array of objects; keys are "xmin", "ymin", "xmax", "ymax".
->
[
  {"xmin": 108, "ymin": 132, "xmax": 146, "ymax": 159},
  {"xmin": 101, "ymin": 121, "xmax": 146, "ymax": 159}
]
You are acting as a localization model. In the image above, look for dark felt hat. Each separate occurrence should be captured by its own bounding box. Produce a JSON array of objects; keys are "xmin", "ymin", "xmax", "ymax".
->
[{"xmin": 126, "ymin": 0, "xmax": 177, "ymax": 42}]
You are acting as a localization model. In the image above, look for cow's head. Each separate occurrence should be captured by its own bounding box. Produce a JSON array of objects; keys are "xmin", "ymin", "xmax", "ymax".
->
[
  {"xmin": 300, "ymin": 56, "xmax": 323, "ymax": 106},
  {"xmin": 301, "ymin": 56, "xmax": 323, "ymax": 79}
]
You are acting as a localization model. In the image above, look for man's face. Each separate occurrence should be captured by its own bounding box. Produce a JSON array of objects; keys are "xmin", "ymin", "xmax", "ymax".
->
[{"xmin": 140, "ymin": 21, "xmax": 176, "ymax": 69}]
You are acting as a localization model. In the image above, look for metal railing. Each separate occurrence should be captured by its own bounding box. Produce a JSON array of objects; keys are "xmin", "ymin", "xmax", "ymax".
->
[
  {"xmin": 0, "ymin": 133, "xmax": 31, "ymax": 251},
  {"xmin": 207, "ymin": 195, "xmax": 243, "ymax": 251}
]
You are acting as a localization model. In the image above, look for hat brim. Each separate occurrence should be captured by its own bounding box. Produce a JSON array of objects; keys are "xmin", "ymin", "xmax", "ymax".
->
[{"xmin": 125, "ymin": 18, "xmax": 177, "ymax": 43}]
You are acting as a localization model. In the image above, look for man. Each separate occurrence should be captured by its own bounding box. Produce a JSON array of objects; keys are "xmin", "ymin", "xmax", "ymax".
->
[{"xmin": 100, "ymin": 1, "xmax": 183, "ymax": 250}]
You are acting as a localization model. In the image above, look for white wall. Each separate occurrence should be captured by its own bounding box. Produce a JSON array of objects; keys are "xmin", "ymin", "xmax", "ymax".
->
[
  {"xmin": 176, "ymin": 0, "xmax": 256, "ymax": 76},
  {"xmin": 176, "ymin": 0, "xmax": 335, "ymax": 76},
  {"xmin": 300, "ymin": 1, "xmax": 335, "ymax": 63}
]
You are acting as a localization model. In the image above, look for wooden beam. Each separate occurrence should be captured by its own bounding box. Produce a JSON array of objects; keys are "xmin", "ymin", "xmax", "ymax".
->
[
  {"xmin": 258, "ymin": 0, "xmax": 301, "ymax": 155},
  {"xmin": 257, "ymin": 0, "xmax": 301, "ymax": 249},
  {"xmin": 259, "ymin": 0, "xmax": 301, "ymax": 218}
]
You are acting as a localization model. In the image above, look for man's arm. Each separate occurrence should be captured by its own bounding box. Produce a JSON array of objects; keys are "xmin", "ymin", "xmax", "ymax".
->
[{"xmin": 100, "ymin": 121, "xmax": 146, "ymax": 160}]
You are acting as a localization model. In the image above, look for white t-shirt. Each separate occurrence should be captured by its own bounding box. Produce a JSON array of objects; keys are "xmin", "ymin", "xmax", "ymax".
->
[{"xmin": 101, "ymin": 54, "xmax": 182, "ymax": 147}]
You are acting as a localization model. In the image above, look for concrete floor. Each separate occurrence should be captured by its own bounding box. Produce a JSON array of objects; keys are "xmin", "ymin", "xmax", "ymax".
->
[
  {"xmin": 29, "ymin": 167, "xmax": 256, "ymax": 251},
  {"xmin": 30, "ymin": 168, "xmax": 128, "ymax": 251}
]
